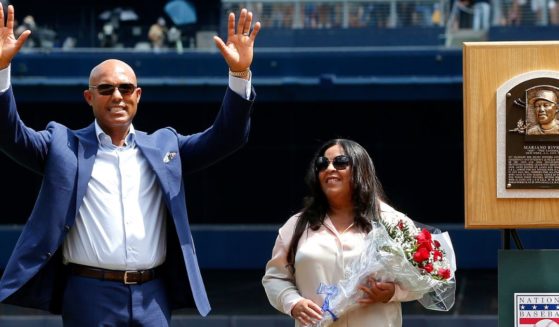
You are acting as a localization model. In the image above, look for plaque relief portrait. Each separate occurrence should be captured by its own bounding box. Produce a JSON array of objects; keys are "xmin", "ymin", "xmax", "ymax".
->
[
  {"xmin": 500, "ymin": 74, "xmax": 559, "ymax": 195},
  {"xmin": 526, "ymin": 86, "xmax": 559, "ymax": 136}
]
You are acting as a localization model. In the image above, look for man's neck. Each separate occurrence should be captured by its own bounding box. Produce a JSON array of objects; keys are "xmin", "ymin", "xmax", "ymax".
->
[
  {"xmin": 100, "ymin": 125, "xmax": 130, "ymax": 147},
  {"xmin": 110, "ymin": 135, "xmax": 127, "ymax": 147}
]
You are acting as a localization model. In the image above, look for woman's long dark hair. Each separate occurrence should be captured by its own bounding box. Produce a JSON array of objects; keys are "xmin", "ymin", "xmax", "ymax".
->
[{"xmin": 286, "ymin": 139, "xmax": 386, "ymax": 271}]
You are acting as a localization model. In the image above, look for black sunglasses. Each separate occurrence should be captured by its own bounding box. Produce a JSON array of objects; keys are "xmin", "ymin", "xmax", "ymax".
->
[
  {"xmin": 90, "ymin": 83, "xmax": 137, "ymax": 96},
  {"xmin": 315, "ymin": 155, "xmax": 351, "ymax": 172}
]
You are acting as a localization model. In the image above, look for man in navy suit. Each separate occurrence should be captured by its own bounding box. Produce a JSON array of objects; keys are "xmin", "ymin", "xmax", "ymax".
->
[{"xmin": 0, "ymin": 4, "xmax": 260, "ymax": 326}]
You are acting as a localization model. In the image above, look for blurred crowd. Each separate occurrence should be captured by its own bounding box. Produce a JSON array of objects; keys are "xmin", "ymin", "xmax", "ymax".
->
[
  {"xmin": 5, "ymin": 0, "xmax": 559, "ymax": 50},
  {"xmin": 228, "ymin": 0, "xmax": 559, "ymax": 30},
  {"xmin": 7, "ymin": 0, "xmax": 195, "ymax": 51},
  {"xmin": 245, "ymin": 2, "xmax": 442, "ymax": 28}
]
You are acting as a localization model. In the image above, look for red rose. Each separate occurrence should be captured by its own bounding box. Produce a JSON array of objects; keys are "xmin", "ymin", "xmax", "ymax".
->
[
  {"xmin": 397, "ymin": 220, "xmax": 404, "ymax": 230},
  {"xmin": 433, "ymin": 250, "xmax": 443, "ymax": 261},
  {"xmin": 434, "ymin": 240, "xmax": 441, "ymax": 248},
  {"xmin": 416, "ymin": 229, "xmax": 433, "ymax": 252},
  {"xmin": 413, "ymin": 247, "xmax": 430, "ymax": 263},
  {"xmin": 438, "ymin": 268, "xmax": 451, "ymax": 279},
  {"xmin": 423, "ymin": 263, "xmax": 434, "ymax": 273},
  {"xmin": 418, "ymin": 240, "xmax": 433, "ymax": 252},
  {"xmin": 416, "ymin": 229, "xmax": 432, "ymax": 243}
]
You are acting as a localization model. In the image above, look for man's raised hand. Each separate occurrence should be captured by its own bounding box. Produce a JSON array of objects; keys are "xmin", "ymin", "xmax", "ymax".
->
[
  {"xmin": 213, "ymin": 8, "xmax": 261, "ymax": 75},
  {"xmin": 0, "ymin": 5, "xmax": 30, "ymax": 69}
]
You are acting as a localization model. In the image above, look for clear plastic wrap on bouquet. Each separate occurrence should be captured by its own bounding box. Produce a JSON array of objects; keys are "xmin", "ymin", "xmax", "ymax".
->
[{"xmin": 314, "ymin": 220, "xmax": 456, "ymax": 327}]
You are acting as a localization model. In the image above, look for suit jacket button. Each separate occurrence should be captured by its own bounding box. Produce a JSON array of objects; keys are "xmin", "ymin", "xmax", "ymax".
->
[
  {"xmin": 46, "ymin": 252, "xmax": 52, "ymax": 258},
  {"xmin": 64, "ymin": 225, "xmax": 70, "ymax": 232}
]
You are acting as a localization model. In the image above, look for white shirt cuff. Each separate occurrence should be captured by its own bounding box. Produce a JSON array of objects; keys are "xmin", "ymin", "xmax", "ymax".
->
[
  {"xmin": 228, "ymin": 74, "xmax": 251, "ymax": 99},
  {"xmin": 283, "ymin": 293, "xmax": 304, "ymax": 316},
  {"xmin": 0, "ymin": 65, "xmax": 11, "ymax": 93}
]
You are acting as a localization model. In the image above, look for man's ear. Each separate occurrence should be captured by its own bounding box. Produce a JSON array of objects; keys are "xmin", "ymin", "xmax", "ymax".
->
[
  {"xmin": 83, "ymin": 89, "xmax": 93, "ymax": 106},
  {"xmin": 136, "ymin": 87, "xmax": 142, "ymax": 103}
]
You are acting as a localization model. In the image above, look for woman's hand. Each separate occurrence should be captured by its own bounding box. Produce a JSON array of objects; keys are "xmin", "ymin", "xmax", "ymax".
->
[
  {"xmin": 357, "ymin": 277, "xmax": 396, "ymax": 305},
  {"xmin": 291, "ymin": 298, "xmax": 323, "ymax": 326}
]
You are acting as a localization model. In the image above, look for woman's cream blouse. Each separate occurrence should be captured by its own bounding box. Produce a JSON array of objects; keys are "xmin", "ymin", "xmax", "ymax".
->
[{"xmin": 262, "ymin": 203, "xmax": 423, "ymax": 327}]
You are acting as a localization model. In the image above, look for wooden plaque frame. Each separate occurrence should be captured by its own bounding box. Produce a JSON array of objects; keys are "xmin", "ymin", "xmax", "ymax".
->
[{"xmin": 464, "ymin": 41, "xmax": 559, "ymax": 228}]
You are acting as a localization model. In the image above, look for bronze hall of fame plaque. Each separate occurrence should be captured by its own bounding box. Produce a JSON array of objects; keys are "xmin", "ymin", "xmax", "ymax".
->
[{"xmin": 505, "ymin": 78, "xmax": 559, "ymax": 189}]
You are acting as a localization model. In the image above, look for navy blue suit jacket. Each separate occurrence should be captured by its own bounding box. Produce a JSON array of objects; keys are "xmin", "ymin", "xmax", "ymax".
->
[{"xmin": 0, "ymin": 86, "xmax": 255, "ymax": 316}]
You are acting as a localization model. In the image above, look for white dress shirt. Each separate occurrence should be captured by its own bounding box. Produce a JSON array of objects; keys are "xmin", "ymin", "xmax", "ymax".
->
[
  {"xmin": 0, "ymin": 64, "xmax": 252, "ymax": 270},
  {"xmin": 62, "ymin": 122, "xmax": 167, "ymax": 270},
  {"xmin": 262, "ymin": 203, "xmax": 423, "ymax": 327}
]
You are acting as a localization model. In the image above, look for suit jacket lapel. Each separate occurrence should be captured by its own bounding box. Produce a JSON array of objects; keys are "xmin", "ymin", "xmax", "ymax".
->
[
  {"xmin": 135, "ymin": 131, "xmax": 168, "ymax": 193},
  {"xmin": 75, "ymin": 123, "xmax": 98, "ymax": 212}
]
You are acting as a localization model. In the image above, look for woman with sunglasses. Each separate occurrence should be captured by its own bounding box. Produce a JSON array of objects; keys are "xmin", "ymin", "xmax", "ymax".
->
[{"xmin": 262, "ymin": 138, "xmax": 421, "ymax": 327}]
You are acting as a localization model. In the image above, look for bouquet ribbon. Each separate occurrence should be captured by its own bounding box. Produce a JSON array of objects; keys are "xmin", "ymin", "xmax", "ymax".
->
[{"xmin": 317, "ymin": 284, "xmax": 339, "ymax": 322}]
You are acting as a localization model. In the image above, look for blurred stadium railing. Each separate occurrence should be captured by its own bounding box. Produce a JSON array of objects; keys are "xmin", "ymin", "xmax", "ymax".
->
[
  {"xmin": 11, "ymin": 0, "xmax": 559, "ymax": 50},
  {"xmin": 221, "ymin": 0, "xmax": 559, "ymax": 30},
  {"xmin": 219, "ymin": 0, "xmax": 559, "ymax": 48},
  {"xmin": 221, "ymin": 0, "xmax": 448, "ymax": 29}
]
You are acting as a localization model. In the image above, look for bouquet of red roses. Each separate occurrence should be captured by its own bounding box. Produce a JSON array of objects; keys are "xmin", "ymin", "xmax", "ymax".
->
[
  {"xmin": 314, "ymin": 217, "xmax": 456, "ymax": 327},
  {"xmin": 380, "ymin": 217, "xmax": 456, "ymax": 310}
]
